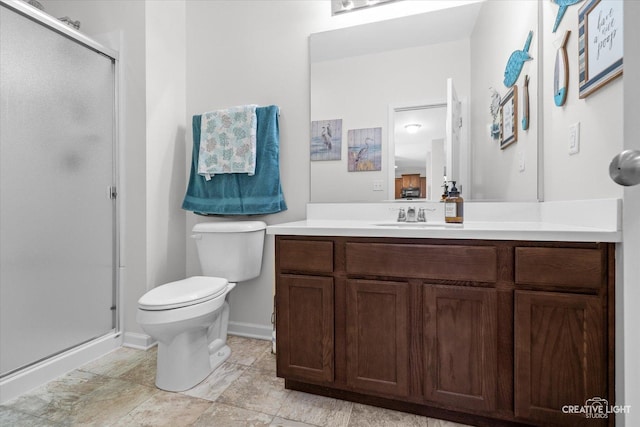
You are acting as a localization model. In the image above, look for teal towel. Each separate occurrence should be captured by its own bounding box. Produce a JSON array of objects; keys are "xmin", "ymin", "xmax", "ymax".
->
[{"xmin": 182, "ymin": 105, "xmax": 287, "ymax": 215}]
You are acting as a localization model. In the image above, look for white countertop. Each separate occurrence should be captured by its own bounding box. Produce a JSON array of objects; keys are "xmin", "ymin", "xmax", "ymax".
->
[
  {"xmin": 266, "ymin": 200, "xmax": 622, "ymax": 242},
  {"xmin": 266, "ymin": 219, "xmax": 620, "ymax": 242}
]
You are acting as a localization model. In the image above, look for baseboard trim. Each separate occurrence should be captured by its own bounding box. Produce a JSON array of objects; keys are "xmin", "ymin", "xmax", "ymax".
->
[
  {"xmin": 0, "ymin": 332, "xmax": 122, "ymax": 404},
  {"xmin": 228, "ymin": 321, "xmax": 272, "ymax": 341},
  {"xmin": 122, "ymin": 332, "xmax": 156, "ymax": 350}
]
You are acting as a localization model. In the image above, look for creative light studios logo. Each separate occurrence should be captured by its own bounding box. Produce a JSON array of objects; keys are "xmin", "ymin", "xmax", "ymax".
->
[{"xmin": 562, "ymin": 397, "xmax": 631, "ymax": 419}]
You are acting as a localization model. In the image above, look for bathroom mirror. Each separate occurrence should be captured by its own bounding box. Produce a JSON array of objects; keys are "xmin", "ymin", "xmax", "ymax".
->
[{"xmin": 310, "ymin": 0, "xmax": 541, "ymax": 202}]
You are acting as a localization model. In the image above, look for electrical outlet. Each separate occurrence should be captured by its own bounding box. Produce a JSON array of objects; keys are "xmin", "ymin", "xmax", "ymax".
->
[
  {"xmin": 569, "ymin": 122, "xmax": 580, "ymax": 155},
  {"xmin": 372, "ymin": 180, "xmax": 384, "ymax": 191}
]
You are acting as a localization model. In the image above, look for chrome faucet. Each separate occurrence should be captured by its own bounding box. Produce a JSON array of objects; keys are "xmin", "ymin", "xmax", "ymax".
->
[
  {"xmin": 397, "ymin": 208, "xmax": 406, "ymax": 222},
  {"xmin": 406, "ymin": 206, "xmax": 416, "ymax": 222},
  {"xmin": 417, "ymin": 208, "xmax": 426, "ymax": 222}
]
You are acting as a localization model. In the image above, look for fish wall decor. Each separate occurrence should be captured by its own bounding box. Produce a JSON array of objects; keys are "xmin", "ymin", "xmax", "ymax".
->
[
  {"xmin": 554, "ymin": 30, "xmax": 571, "ymax": 107},
  {"xmin": 551, "ymin": 0, "xmax": 583, "ymax": 33},
  {"xmin": 504, "ymin": 31, "xmax": 533, "ymax": 88},
  {"xmin": 522, "ymin": 75, "xmax": 530, "ymax": 131}
]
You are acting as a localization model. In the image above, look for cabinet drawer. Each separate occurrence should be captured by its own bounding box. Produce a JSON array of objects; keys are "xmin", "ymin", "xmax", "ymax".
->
[
  {"xmin": 515, "ymin": 247, "xmax": 603, "ymax": 290},
  {"xmin": 278, "ymin": 239, "xmax": 334, "ymax": 273},
  {"xmin": 345, "ymin": 243, "xmax": 497, "ymax": 282}
]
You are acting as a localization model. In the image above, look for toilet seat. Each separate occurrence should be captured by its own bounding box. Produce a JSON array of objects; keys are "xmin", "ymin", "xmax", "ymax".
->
[{"xmin": 138, "ymin": 276, "xmax": 229, "ymax": 310}]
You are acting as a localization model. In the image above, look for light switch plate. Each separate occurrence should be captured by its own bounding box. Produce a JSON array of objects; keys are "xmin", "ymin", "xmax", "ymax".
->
[
  {"xmin": 518, "ymin": 152, "xmax": 526, "ymax": 172},
  {"xmin": 372, "ymin": 180, "xmax": 384, "ymax": 191},
  {"xmin": 569, "ymin": 122, "xmax": 580, "ymax": 155}
]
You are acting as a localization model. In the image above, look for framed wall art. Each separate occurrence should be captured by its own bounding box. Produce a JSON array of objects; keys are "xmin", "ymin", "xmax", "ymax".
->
[
  {"xmin": 347, "ymin": 127, "xmax": 381, "ymax": 172},
  {"xmin": 311, "ymin": 119, "xmax": 342, "ymax": 161},
  {"xmin": 578, "ymin": 0, "xmax": 623, "ymax": 98},
  {"xmin": 500, "ymin": 86, "xmax": 518, "ymax": 149}
]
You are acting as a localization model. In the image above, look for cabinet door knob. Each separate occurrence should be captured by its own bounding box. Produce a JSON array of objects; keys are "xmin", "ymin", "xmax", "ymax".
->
[{"xmin": 609, "ymin": 150, "xmax": 640, "ymax": 186}]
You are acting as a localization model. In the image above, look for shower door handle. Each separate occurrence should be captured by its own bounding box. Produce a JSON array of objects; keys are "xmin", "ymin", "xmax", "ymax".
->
[{"xmin": 609, "ymin": 150, "xmax": 640, "ymax": 186}]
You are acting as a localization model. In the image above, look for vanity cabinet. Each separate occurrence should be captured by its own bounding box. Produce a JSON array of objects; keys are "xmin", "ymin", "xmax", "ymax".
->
[
  {"xmin": 346, "ymin": 279, "xmax": 409, "ymax": 397},
  {"xmin": 423, "ymin": 285, "xmax": 498, "ymax": 412},
  {"xmin": 277, "ymin": 274, "xmax": 334, "ymax": 383},
  {"xmin": 275, "ymin": 236, "xmax": 614, "ymax": 427},
  {"xmin": 513, "ymin": 247, "xmax": 609, "ymax": 426},
  {"xmin": 275, "ymin": 239, "xmax": 334, "ymax": 383}
]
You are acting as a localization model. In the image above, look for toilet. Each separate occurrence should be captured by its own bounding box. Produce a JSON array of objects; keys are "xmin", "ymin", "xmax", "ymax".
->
[{"xmin": 136, "ymin": 221, "xmax": 266, "ymax": 392}]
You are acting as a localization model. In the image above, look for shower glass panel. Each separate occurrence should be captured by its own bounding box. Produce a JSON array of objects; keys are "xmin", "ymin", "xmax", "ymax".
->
[{"xmin": 0, "ymin": 5, "xmax": 116, "ymax": 376}]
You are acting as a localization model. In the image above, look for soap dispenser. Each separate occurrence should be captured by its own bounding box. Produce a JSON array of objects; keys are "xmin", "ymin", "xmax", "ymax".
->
[{"xmin": 444, "ymin": 181, "xmax": 464, "ymax": 223}]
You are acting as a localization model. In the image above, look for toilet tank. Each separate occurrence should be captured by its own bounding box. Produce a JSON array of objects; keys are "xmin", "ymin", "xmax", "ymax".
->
[{"xmin": 191, "ymin": 221, "xmax": 266, "ymax": 282}]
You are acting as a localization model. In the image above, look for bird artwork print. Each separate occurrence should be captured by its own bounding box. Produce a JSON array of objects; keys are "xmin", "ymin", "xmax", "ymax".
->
[
  {"xmin": 348, "ymin": 128, "xmax": 381, "ymax": 172},
  {"xmin": 322, "ymin": 123, "xmax": 332, "ymax": 150},
  {"xmin": 310, "ymin": 119, "xmax": 342, "ymax": 161}
]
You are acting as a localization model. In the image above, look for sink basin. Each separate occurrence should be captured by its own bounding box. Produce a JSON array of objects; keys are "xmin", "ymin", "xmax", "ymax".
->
[{"xmin": 374, "ymin": 222, "xmax": 463, "ymax": 228}]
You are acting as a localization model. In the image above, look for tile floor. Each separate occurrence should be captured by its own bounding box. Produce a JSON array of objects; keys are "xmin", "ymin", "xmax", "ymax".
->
[{"xmin": 0, "ymin": 336, "xmax": 472, "ymax": 427}]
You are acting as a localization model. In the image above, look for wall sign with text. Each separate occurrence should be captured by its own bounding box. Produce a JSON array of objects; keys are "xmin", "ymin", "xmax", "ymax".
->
[{"xmin": 578, "ymin": 0, "xmax": 623, "ymax": 98}]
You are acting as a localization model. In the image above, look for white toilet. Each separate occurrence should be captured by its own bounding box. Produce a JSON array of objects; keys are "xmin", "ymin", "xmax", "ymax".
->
[{"xmin": 136, "ymin": 221, "xmax": 266, "ymax": 392}]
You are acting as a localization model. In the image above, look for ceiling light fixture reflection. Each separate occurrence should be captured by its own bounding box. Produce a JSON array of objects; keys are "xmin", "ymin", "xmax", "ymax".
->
[
  {"xmin": 332, "ymin": 0, "xmax": 399, "ymax": 16},
  {"xmin": 404, "ymin": 123, "xmax": 422, "ymax": 134},
  {"xmin": 341, "ymin": 0, "xmax": 354, "ymax": 11}
]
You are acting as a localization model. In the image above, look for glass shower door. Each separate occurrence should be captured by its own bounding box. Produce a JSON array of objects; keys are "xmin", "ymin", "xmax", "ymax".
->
[{"xmin": 0, "ymin": 4, "xmax": 116, "ymax": 376}]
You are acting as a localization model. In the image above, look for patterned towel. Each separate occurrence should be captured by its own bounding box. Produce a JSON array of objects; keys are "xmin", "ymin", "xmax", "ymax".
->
[
  {"xmin": 198, "ymin": 105, "xmax": 257, "ymax": 180},
  {"xmin": 182, "ymin": 106, "xmax": 287, "ymax": 215}
]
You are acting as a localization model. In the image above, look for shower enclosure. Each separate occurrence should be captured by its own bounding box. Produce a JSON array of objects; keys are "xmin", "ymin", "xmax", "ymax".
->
[{"xmin": 0, "ymin": 1, "xmax": 118, "ymax": 379}]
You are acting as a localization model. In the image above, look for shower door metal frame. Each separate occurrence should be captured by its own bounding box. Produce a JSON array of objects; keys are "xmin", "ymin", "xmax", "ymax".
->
[{"xmin": 0, "ymin": 0, "xmax": 121, "ymax": 375}]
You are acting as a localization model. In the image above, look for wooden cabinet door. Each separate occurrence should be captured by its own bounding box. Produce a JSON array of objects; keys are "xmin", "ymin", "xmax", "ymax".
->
[
  {"xmin": 346, "ymin": 279, "xmax": 409, "ymax": 397},
  {"xmin": 515, "ymin": 291, "xmax": 606, "ymax": 426},
  {"xmin": 276, "ymin": 274, "xmax": 334, "ymax": 383},
  {"xmin": 423, "ymin": 285, "xmax": 498, "ymax": 412}
]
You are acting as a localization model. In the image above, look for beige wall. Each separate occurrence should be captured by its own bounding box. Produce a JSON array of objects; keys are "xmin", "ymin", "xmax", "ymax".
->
[
  {"xmin": 469, "ymin": 0, "xmax": 539, "ymax": 201},
  {"xmin": 145, "ymin": 1, "xmax": 187, "ymax": 301},
  {"xmin": 541, "ymin": 0, "xmax": 623, "ymax": 201}
]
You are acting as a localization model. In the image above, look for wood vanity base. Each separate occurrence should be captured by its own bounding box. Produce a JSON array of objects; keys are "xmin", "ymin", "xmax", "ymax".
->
[
  {"xmin": 275, "ymin": 236, "xmax": 615, "ymax": 427},
  {"xmin": 285, "ymin": 379, "xmax": 532, "ymax": 427}
]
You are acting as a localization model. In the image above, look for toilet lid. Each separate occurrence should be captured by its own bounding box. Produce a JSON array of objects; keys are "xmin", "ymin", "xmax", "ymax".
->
[{"xmin": 138, "ymin": 276, "xmax": 229, "ymax": 310}]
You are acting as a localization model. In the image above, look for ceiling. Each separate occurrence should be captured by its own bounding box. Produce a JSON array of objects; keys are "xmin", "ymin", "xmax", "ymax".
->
[{"xmin": 310, "ymin": 1, "xmax": 483, "ymax": 63}]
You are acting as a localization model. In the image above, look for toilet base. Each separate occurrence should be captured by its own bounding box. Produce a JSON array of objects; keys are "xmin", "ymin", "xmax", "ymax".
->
[
  {"xmin": 209, "ymin": 344, "xmax": 231, "ymax": 372},
  {"xmin": 139, "ymin": 283, "xmax": 236, "ymax": 392},
  {"xmin": 155, "ymin": 328, "xmax": 210, "ymax": 392}
]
